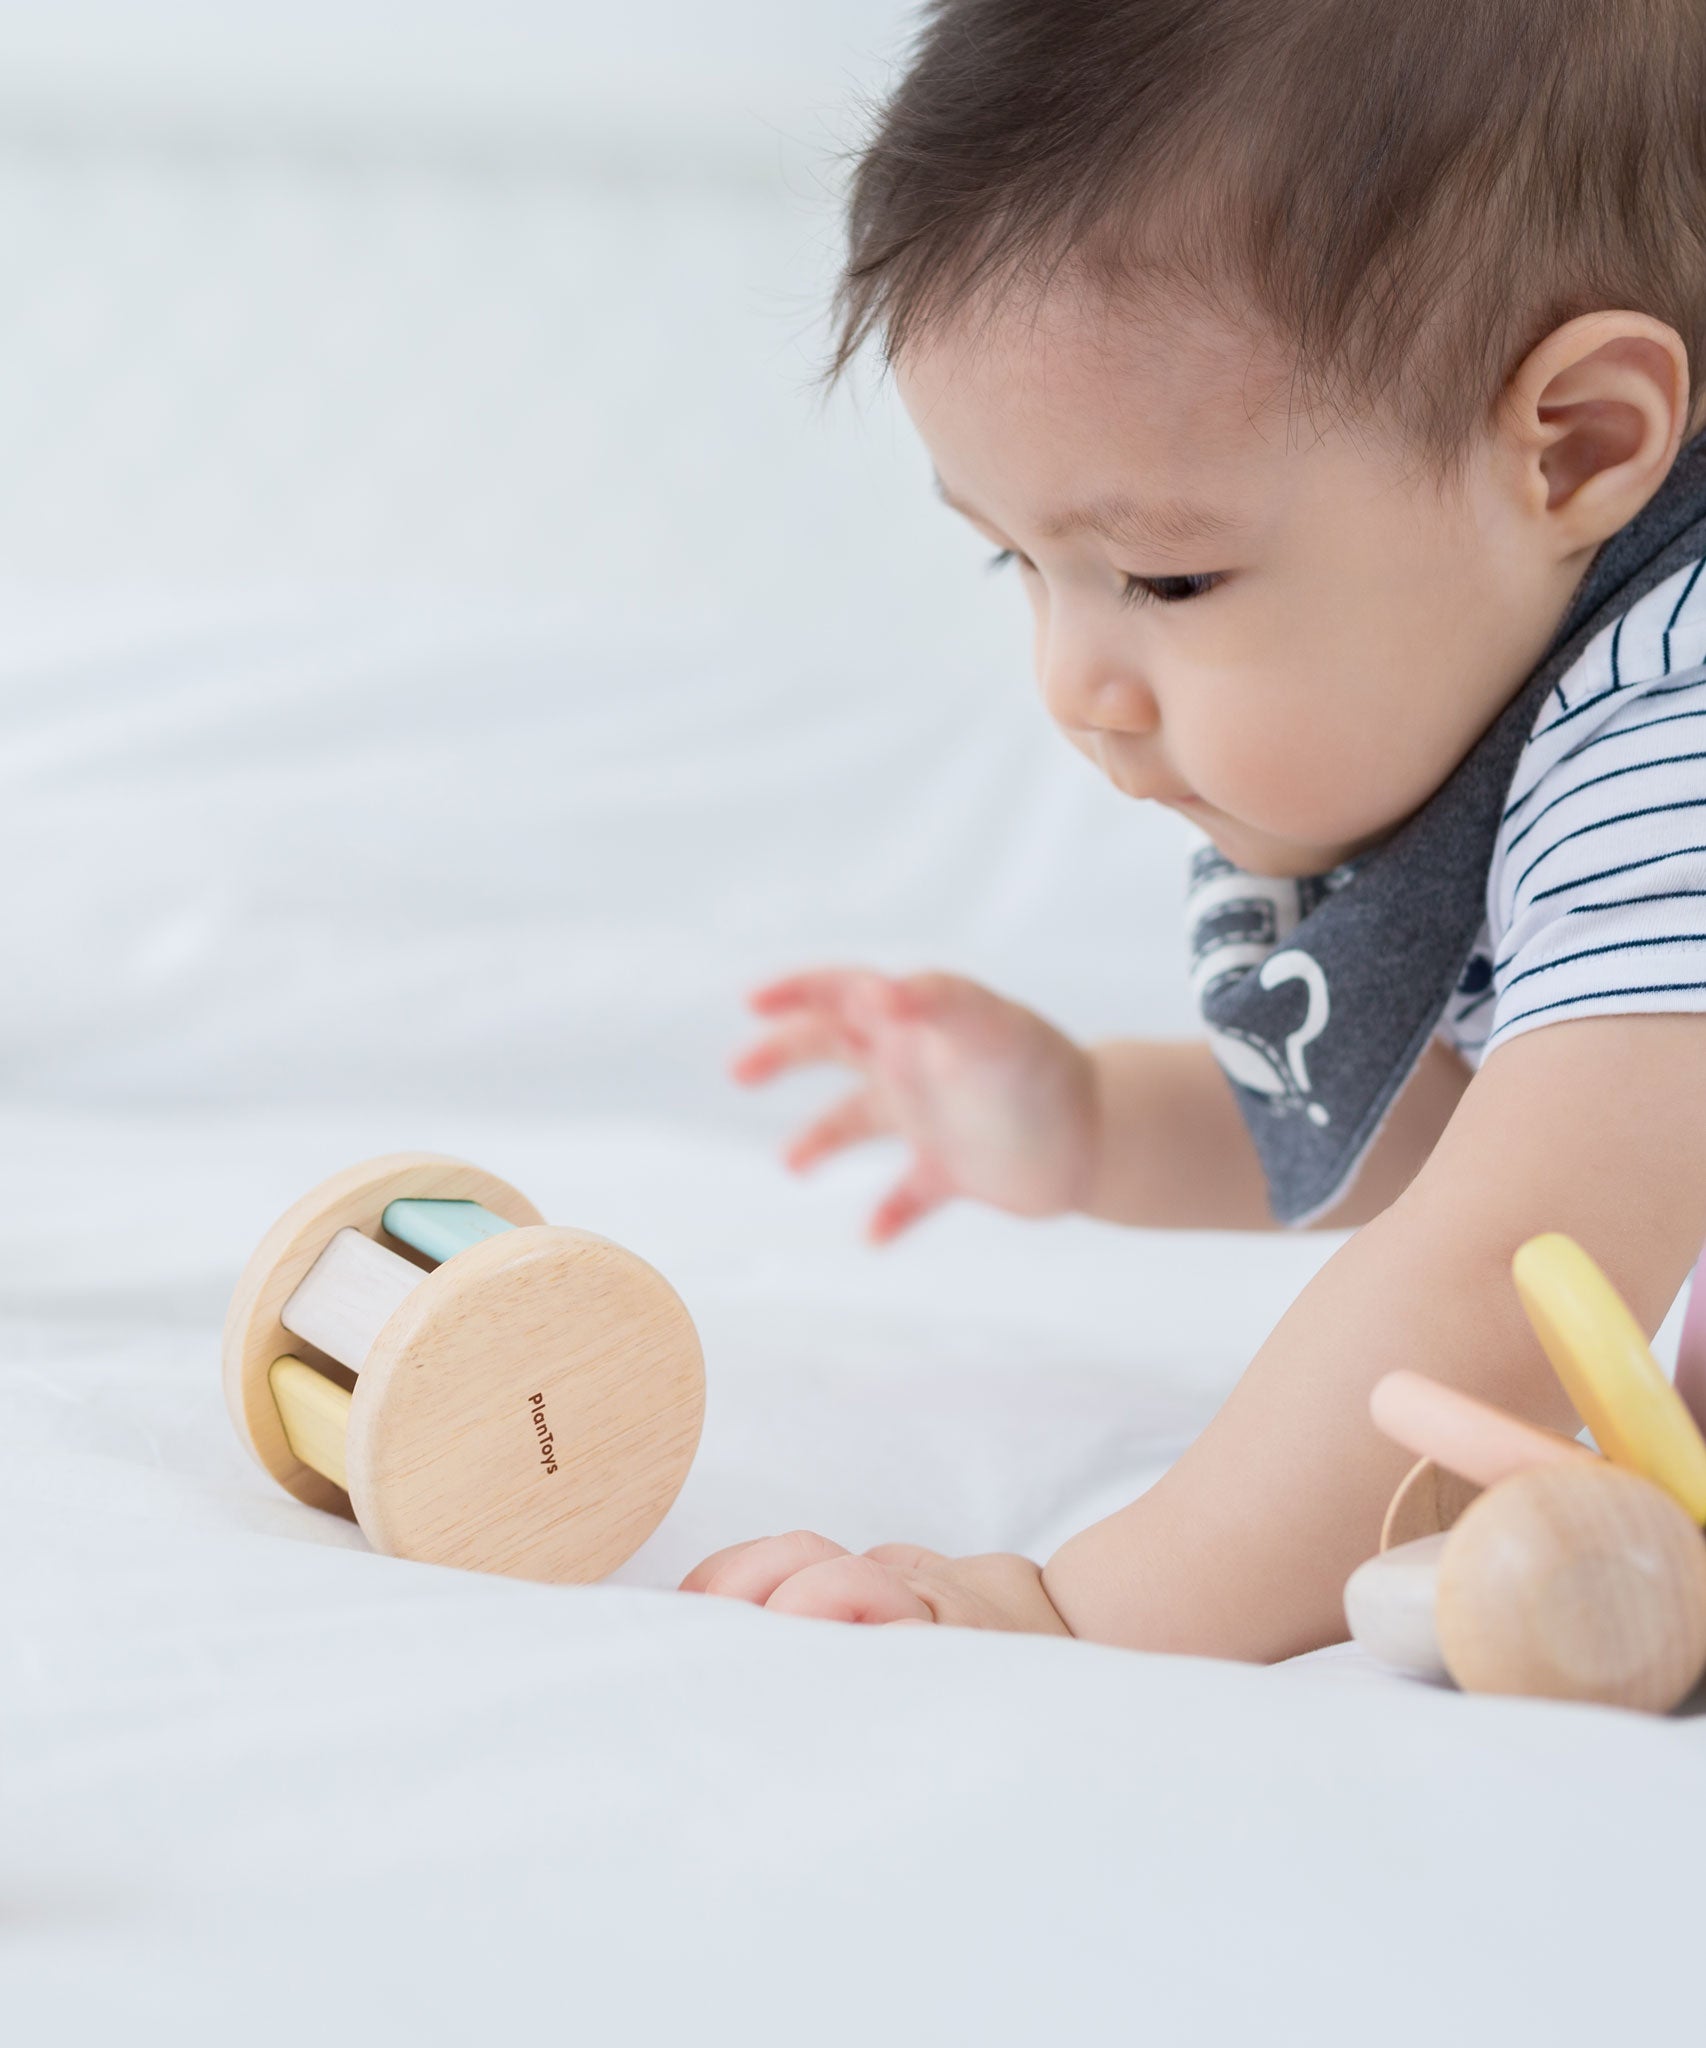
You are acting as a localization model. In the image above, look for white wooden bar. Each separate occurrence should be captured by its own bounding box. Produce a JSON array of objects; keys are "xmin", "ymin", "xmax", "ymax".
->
[
  {"xmin": 1343, "ymin": 1534, "xmax": 1449, "ymax": 1681},
  {"xmin": 280, "ymin": 1227, "xmax": 425, "ymax": 1372}
]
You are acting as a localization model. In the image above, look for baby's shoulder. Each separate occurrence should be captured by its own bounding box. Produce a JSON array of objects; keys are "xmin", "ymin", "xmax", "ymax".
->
[
  {"xmin": 1453, "ymin": 556, "xmax": 1706, "ymax": 1063},
  {"xmin": 1506, "ymin": 555, "xmax": 1706, "ymax": 816}
]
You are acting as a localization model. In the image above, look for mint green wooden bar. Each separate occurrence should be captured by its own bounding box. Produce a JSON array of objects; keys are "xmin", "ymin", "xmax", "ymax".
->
[{"xmin": 382, "ymin": 1198, "xmax": 517, "ymax": 1264}]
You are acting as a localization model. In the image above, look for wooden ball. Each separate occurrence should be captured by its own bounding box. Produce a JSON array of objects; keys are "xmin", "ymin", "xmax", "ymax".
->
[{"xmin": 1437, "ymin": 1463, "xmax": 1706, "ymax": 1713}]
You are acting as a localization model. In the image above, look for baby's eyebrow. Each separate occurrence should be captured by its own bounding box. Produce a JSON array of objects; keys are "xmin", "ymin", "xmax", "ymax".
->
[{"xmin": 933, "ymin": 474, "xmax": 1236, "ymax": 552}]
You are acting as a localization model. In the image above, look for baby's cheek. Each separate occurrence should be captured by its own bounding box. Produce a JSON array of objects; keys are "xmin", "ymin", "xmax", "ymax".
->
[{"xmin": 1186, "ymin": 693, "xmax": 1404, "ymax": 843}]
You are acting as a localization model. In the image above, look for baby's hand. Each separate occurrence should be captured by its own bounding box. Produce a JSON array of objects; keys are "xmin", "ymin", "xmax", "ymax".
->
[
  {"xmin": 681, "ymin": 1532, "xmax": 1070, "ymax": 1634},
  {"xmin": 730, "ymin": 966, "xmax": 1097, "ymax": 1241}
]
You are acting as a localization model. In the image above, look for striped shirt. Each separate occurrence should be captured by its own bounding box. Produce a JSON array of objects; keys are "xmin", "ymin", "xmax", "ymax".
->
[{"xmin": 1441, "ymin": 554, "xmax": 1706, "ymax": 1063}]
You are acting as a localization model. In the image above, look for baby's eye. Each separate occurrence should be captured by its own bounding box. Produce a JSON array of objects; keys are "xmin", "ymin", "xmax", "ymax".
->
[
  {"xmin": 986, "ymin": 550, "xmax": 1222, "ymax": 607},
  {"xmin": 1121, "ymin": 572, "xmax": 1224, "ymax": 608}
]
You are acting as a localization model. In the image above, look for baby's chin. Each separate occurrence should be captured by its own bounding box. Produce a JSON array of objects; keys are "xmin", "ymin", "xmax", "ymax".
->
[{"xmin": 1173, "ymin": 799, "xmax": 1374, "ymax": 880}]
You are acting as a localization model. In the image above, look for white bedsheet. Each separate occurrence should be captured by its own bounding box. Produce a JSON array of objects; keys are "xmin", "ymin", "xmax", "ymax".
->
[{"xmin": 7, "ymin": 1093, "xmax": 1706, "ymax": 2046}]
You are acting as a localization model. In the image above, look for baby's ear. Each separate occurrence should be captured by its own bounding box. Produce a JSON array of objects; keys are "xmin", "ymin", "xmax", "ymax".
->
[{"xmin": 1501, "ymin": 310, "xmax": 1691, "ymax": 547}]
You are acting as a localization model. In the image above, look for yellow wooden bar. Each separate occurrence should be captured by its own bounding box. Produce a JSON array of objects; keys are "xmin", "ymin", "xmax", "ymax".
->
[
  {"xmin": 268, "ymin": 1356, "xmax": 352, "ymax": 1491},
  {"xmin": 1513, "ymin": 1234, "xmax": 1706, "ymax": 1522}
]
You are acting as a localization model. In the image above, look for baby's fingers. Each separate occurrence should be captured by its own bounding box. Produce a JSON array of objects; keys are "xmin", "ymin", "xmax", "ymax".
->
[
  {"xmin": 682, "ymin": 1529, "xmax": 849, "ymax": 1605},
  {"xmin": 763, "ymin": 1554, "xmax": 936, "ymax": 1626},
  {"xmin": 678, "ymin": 1538, "xmax": 767, "ymax": 1594},
  {"xmin": 749, "ymin": 967, "xmax": 906, "ymax": 1038},
  {"xmin": 787, "ymin": 1087, "xmax": 883, "ymax": 1172},
  {"xmin": 729, "ymin": 1011, "xmax": 848, "ymax": 1087},
  {"xmin": 748, "ymin": 967, "xmax": 863, "ymax": 1013},
  {"xmin": 867, "ymin": 1157, "xmax": 954, "ymax": 1245},
  {"xmin": 864, "ymin": 1542, "xmax": 949, "ymax": 1572}
]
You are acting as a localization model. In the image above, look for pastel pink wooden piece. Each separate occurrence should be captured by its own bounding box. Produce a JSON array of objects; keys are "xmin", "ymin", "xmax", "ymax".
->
[{"xmin": 1370, "ymin": 1370, "xmax": 1597, "ymax": 1489}]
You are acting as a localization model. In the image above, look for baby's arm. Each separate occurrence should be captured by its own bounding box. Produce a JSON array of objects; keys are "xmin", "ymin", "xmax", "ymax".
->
[
  {"xmin": 1080, "ymin": 1035, "xmax": 1471, "ymax": 1231},
  {"xmin": 693, "ymin": 1013, "xmax": 1706, "ymax": 1656},
  {"xmin": 730, "ymin": 965, "xmax": 1469, "ymax": 1243},
  {"xmin": 1045, "ymin": 1012, "xmax": 1706, "ymax": 1657}
]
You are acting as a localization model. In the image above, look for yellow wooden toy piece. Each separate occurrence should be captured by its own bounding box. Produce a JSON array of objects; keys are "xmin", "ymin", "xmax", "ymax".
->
[
  {"xmin": 268, "ymin": 1356, "xmax": 353, "ymax": 1492},
  {"xmin": 1511, "ymin": 1233, "xmax": 1706, "ymax": 1524}
]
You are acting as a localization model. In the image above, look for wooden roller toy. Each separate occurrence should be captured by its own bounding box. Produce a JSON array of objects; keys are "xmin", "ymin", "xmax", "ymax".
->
[
  {"xmin": 222, "ymin": 1153, "xmax": 705, "ymax": 1583},
  {"xmin": 1345, "ymin": 1233, "xmax": 1706, "ymax": 1713}
]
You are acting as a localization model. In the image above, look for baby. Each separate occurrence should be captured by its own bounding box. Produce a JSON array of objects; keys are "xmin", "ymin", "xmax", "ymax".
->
[{"xmin": 682, "ymin": 0, "xmax": 1706, "ymax": 1658}]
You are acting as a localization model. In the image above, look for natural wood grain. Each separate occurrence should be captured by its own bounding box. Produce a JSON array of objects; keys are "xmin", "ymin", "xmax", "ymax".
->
[
  {"xmin": 348, "ymin": 1223, "xmax": 704, "ymax": 1585},
  {"xmin": 1344, "ymin": 1534, "xmax": 1450, "ymax": 1680},
  {"xmin": 1380, "ymin": 1458, "xmax": 1483, "ymax": 1553},
  {"xmin": 222, "ymin": 1153, "xmax": 545, "ymax": 1512},
  {"xmin": 1437, "ymin": 1462, "xmax": 1706, "ymax": 1713},
  {"xmin": 281, "ymin": 1227, "xmax": 425, "ymax": 1373}
]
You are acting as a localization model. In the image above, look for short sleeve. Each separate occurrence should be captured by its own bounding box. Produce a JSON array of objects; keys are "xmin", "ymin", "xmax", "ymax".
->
[{"xmin": 1480, "ymin": 557, "xmax": 1706, "ymax": 1055}]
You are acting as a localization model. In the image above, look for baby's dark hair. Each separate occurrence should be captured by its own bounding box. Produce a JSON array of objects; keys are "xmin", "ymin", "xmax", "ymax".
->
[{"xmin": 829, "ymin": 0, "xmax": 1706, "ymax": 465}]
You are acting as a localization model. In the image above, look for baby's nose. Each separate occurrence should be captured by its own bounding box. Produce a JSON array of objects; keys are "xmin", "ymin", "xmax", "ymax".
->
[
  {"xmin": 1087, "ymin": 677, "xmax": 1161, "ymax": 736},
  {"xmin": 1038, "ymin": 635, "xmax": 1160, "ymax": 736}
]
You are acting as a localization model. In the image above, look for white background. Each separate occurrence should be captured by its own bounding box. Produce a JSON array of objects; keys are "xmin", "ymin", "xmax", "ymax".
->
[{"xmin": 0, "ymin": 0, "xmax": 1198, "ymax": 1126}]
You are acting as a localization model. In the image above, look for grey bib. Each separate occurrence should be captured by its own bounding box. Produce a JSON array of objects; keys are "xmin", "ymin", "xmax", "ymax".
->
[{"xmin": 1192, "ymin": 429, "xmax": 1706, "ymax": 1224}]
